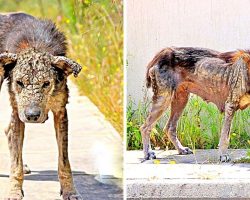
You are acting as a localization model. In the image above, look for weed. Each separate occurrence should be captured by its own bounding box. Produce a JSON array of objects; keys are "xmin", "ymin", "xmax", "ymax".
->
[{"xmin": 127, "ymin": 95, "xmax": 250, "ymax": 150}]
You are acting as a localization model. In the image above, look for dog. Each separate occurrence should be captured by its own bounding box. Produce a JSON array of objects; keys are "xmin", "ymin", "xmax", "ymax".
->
[
  {"xmin": 141, "ymin": 46, "xmax": 250, "ymax": 162},
  {"xmin": 0, "ymin": 13, "xmax": 82, "ymax": 200}
]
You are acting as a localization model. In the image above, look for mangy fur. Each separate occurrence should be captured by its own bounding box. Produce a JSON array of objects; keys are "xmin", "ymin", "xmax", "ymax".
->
[
  {"xmin": 142, "ymin": 46, "xmax": 250, "ymax": 162},
  {"xmin": 0, "ymin": 13, "xmax": 82, "ymax": 200}
]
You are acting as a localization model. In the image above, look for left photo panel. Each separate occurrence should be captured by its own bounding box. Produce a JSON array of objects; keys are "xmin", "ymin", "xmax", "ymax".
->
[{"xmin": 0, "ymin": 1, "xmax": 123, "ymax": 200}]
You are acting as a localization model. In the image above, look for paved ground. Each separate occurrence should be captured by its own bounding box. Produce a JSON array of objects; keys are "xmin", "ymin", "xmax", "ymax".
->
[
  {"xmin": 126, "ymin": 149, "xmax": 250, "ymax": 199},
  {"xmin": 0, "ymin": 81, "xmax": 123, "ymax": 200}
]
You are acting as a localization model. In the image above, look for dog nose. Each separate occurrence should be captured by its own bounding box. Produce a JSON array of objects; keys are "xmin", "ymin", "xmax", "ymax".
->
[{"xmin": 25, "ymin": 107, "xmax": 41, "ymax": 121}]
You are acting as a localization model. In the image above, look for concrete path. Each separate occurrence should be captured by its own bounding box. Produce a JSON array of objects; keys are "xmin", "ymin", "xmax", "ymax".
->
[
  {"xmin": 126, "ymin": 149, "xmax": 250, "ymax": 199},
  {"xmin": 0, "ymin": 81, "xmax": 123, "ymax": 200}
]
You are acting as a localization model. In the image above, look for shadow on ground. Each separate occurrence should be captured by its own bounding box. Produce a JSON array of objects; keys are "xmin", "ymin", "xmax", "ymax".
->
[
  {"xmin": 130, "ymin": 149, "xmax": 249, "ymax": 164},
  {"xmin": 0, "ymin": 170, "xmax": 123, "ymax": 200}
]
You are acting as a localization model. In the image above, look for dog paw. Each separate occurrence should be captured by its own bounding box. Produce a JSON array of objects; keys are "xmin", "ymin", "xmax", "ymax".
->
[
  {"xmin": 178, "ymin": 147, "xmax": 193, "ymax": 155},
  {"xmin": 145, "ymin": 151, "xmax": 156, "ymax": 160},
  {"xmin": 4, "ymin": 190, "xmax": 24, "ymax": 200},
  {"xmin": 220, "ymin": 154, "xmax": 231, "ymax": 162},
  {"xmin": 23, "ymin": 164, "xmax": 31, "ymax": 174},
  {"xmin": 62, "ymin": 192, "xmax": 83, "ymax": 200}
]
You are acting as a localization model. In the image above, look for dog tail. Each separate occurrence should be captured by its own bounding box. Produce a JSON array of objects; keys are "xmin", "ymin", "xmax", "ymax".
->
[{"xmin": 146, "ymin": 48, "xmax": 174, "ymax": 88}]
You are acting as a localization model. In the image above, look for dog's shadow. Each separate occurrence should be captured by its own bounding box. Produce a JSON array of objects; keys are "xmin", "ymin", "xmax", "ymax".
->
[
  {"xmin": 0, "ymin": 170, "xmax": 123, "ymax": 200},
  {"xmin": 139, "ymin": 149, "xmax": 249, "ymax": 165}
]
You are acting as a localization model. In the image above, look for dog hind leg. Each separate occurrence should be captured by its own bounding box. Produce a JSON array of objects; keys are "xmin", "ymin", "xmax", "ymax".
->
[
  {"xmin": 164, "ymin": 85, "xmax": 193, "ymax": 155},
  {"xmin": 140, "ymin": 94, "xmax": 171, "ymax": 160}
]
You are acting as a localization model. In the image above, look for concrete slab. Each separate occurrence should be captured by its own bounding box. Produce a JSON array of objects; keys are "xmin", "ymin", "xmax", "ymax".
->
[
  {"xmin": 0, "ymin": 81, "xmax": 123, "ymax": 200},
  {"xmin": 126, "ymin": 149, "xmax": 250, "ymax": 199}
]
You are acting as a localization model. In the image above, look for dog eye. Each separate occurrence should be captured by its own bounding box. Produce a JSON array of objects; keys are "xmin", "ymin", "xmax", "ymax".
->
[
  {"xmin": 42, "ymin": 81, "xmax": 50, "ymax": 88},
  {"xmin": 16, "ymin": 81, "xmax": 24, "ymax": 88}
]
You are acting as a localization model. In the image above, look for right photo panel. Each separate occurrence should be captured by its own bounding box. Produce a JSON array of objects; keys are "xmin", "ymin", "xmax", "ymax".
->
[{"xmin": 126, "ymin": 0, "xmax": 250, "ymax": 199}]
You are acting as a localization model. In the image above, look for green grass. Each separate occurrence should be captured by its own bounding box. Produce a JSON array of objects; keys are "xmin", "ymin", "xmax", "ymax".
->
[
  {"xmin": 234, "ymin": 150, "xmax": 250, "ymax": 163},
  {"xmin": 0, "ymin": 0, "xmax": 123, "ymax": 134},
  {"xmin": 234, "ymin": 157, "xmax": 250, "ymax": 163},
  {"xmin": 127, "ymin": 95, "xmax": 250, "ymax": 150}
]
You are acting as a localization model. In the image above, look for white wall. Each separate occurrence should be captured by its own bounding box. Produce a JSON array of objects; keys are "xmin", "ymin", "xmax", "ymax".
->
[{"xmin": 127, "ymin": 0, "xmax": 250, "ymax": 104}]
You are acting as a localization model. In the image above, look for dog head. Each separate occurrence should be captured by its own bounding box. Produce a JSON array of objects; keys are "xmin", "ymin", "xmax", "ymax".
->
[{"xmin": 0, "ymin": 48, "xmax": 81, "ymax": 123}]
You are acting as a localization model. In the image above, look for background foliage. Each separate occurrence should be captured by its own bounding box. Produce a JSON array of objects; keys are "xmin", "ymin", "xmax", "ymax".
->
[
  {"xmin": 0, "ymin": 0, "xmax": 123, "ymax": 133},
  {"xmin": 127, "ymin": 95, "xmax": 250, "ymax": 150}
]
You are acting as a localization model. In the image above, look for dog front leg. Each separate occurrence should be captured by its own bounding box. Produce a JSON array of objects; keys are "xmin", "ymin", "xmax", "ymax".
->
[
  {"xmin": 219, "ymin": 102, "xmax": 236, "ymax": 162},
  {"xmin": 5, "ymin": 112, "xmax": 25, "ymax": 200},
  {"xmin": 53, "ymin": 108, "xmax": 82, "ymax": 200}
]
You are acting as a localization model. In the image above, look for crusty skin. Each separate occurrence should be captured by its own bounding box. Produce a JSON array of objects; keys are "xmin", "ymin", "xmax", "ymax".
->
[
  {"xmin": 0, "ymin": 13, "xmax": 82, "ymax": 200},
  {"xmin": 142, "ymin": 47, "xmax": 250, "ymax": 162}
]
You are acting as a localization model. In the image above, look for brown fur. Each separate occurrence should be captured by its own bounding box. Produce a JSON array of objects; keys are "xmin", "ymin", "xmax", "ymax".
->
[{"xmin": 141, "ymin": 47, "xmax": 250, "ymax": 162}]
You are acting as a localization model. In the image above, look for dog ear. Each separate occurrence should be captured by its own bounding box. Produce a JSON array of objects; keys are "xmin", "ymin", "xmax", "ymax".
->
[
  {"xmin": 0, "ymin": 53, "xmax": 17, "ymax": 91},
  {"xmin": 52, "ymin": 56, "xmax": 82, "ymax": 77}
]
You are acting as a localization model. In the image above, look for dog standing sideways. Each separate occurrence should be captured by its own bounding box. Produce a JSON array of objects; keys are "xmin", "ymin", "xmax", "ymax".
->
[
  {"xmin": 141, "ymin": 46, "xmax": 250, "ymax": 162},
  {"xmin": 0, "ymin": 13, "xmax": 82, "ymax": 200}
]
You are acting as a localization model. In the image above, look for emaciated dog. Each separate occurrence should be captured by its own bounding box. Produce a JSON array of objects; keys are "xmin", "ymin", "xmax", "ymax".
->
[
  {"xmin": 0, "ymin": 13, "xmax": 82, "ymax": 200},
  {"xmin": 141, "ymin": 47, "xmax": 250, "ymax": 162}
]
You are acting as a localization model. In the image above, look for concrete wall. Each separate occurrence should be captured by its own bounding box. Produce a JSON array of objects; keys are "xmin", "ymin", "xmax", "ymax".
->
[{"xmin": 127, "ymin": 0, "xmax": 250, "ymax": 104}]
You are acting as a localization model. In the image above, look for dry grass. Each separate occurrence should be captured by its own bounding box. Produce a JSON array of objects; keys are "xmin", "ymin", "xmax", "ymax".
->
[{"xmin": 0, "ymin": 0, "xmax": 123, "ymax": 134}]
